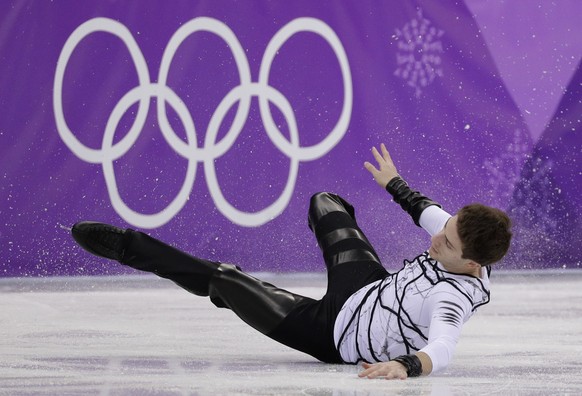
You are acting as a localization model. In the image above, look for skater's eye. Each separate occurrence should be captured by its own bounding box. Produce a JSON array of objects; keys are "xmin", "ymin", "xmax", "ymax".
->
[{"xmin": 443, "ymin": 220, "xmax": 456, "ymax": 251}]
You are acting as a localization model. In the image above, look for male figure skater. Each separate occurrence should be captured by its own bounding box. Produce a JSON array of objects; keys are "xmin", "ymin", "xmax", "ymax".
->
[{"xmin": 71, "ymin": 144, "xmax": 512, "ymax": 380}]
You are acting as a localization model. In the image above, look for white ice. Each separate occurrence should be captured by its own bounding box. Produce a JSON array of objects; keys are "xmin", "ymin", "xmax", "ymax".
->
[{"xmin": 1, "ymin": 271, "xmax": 581, "ymax": 395}]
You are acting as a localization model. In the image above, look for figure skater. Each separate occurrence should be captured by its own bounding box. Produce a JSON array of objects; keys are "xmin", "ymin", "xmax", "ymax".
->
[{"xmin": 71, "ymin": 143, "xmax": 512, "ymax": 380}]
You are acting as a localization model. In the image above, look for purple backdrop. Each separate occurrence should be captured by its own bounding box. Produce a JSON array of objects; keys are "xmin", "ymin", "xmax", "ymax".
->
[{"xmin": 1, "ymin": 0, "xmax": 581, "ymax": 277}]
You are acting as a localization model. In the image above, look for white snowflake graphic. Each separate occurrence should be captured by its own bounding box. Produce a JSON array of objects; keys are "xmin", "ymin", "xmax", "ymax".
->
[
  {"xmin": 483, "ymin": 128, "xmax": 532, "ymax": 208},
  {"xmin": 393, "ymin": 9, "xmax": 445, "ymax": 98}
]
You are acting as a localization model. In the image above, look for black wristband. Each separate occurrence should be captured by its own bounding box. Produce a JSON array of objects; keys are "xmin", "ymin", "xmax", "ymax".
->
[
  {"xmin": 385, "ymin": 175, "xmax": 406, "ymax": 194},
  {"xmin": 385, "ymin": 176, "xmax": 442, "ymax": 227},
  {"xmin": 392, "ymin": 354, "xmax": 423, "ymax": 377}
]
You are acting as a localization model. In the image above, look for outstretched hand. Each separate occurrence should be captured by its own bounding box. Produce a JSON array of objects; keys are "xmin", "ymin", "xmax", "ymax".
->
[
  {"xmin": 364, "ymin": 143, "xmax": 399, "ymax": 188},
  {"xmin": 358, "ymin": 361, "xmax": 408, "ymax": 380}
]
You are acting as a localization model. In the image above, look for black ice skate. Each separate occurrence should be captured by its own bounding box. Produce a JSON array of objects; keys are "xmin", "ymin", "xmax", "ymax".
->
[{"xmin": 71, "ymin": 221, "xmax": 128, "ymax": 261}]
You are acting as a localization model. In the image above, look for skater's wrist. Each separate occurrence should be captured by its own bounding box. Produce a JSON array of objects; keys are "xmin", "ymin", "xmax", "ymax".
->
[{"xmin": 391, "ymin": 354, "xmax": 423, "ymax": 377}]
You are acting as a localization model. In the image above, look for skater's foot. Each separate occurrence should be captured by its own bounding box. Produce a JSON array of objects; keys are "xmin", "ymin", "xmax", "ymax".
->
[{"xmin": 71, "ymin": 221, "xmax": 128, "ymax": 261}]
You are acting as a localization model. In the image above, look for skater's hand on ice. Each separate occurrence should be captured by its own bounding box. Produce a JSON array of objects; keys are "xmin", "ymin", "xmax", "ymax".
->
[
  {"xmin": 364, "ymin": 143, "xmax": 399, "ymax": 189},
  {"xmin": 358, "ymin": 361, "xmax": 408, "ymax": 380}
]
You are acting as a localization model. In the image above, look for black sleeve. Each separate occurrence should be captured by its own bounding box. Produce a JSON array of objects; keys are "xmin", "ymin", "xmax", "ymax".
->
[{"xmin": 385, "ymin": 176, "xmax": 442, "ymax": 227}]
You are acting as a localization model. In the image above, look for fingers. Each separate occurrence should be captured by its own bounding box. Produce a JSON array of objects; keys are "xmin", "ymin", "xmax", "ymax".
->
[
  {"xmin": 380, "ymin": 143, "xmax": 392, "ymax": 163},
  {"xmin": 358, "ymin": 362, "xmax": 384, "ymax": 379},
  {"xmin": 371, "ymin": 146, "xmax": 384, "ymax": 165},
  {"xmin": 363, "ymin": 161, "xmax": 378, "ymax": 175},
  {"xmin": 358, "ymin": 366, "xmax": 377, "ymax": 378},
  {"xmin": 358, "ymin": 362, "xmax": 408, "ymax": 381},
  {"xmin": 371, "ymin": 144, "xmax": 394, "ymax": 167},
  {"xmin": 365, "ymin": 144, "xmax": 398, "ymax": 188}
]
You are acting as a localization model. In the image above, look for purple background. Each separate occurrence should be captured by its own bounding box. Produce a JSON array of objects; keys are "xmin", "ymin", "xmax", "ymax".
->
[{"xmin": 1, "ymin": 0, "xmax": 581, "ymax": 277}]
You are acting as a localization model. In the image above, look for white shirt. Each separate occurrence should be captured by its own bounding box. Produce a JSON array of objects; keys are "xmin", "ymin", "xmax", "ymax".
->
[{"xmin": 333, "ymin": 206, "xmax": 490, "ymax": 374}]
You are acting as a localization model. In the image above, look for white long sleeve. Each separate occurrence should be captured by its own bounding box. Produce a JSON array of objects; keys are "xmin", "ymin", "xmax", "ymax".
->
[{"xmin": 419, "ymin": 205, "xmax": 451, "ymax": 236}]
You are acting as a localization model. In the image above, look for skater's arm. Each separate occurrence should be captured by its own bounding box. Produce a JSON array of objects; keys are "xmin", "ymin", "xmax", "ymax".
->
[
  {"xmin": 419, "ymin": 284, "xmax": 471, "ymax": 374},
  {"xmin": 358, "ymin": 285, "xmax": 470, "ymax": 380},
  {"xmin": 364, "ymin": 143, "xmax": 442, "ymax": 226}
]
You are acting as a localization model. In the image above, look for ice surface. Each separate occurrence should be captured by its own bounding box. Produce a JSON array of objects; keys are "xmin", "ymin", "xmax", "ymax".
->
[{"xmin": 1, "ymin": 271, "xmax": 581, "ymax": 395}]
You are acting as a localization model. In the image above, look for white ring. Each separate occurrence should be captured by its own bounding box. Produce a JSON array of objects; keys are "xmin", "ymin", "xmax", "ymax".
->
[
  {"xmin": 53, "ymin": 18, "xmax": 150, "ymax": 164},
  {"xmin": 101, "ymin": 83, "xmax": 198, "ymax": 228},
  {"xmin": 204, "ymin": 83, "xmax": 299, "ymax": 226},
  {"xmin": 258, "ymin": 17, "xmax": 352, "ymax": 161},
  {"xmin": 157, "ymin": 17, "xmax": 252, "ymax": 162}
]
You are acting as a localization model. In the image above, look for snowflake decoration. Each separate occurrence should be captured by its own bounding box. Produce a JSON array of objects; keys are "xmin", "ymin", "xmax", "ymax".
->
[
  {"xmin": 483, "ymin": 128, "xmax": 532, "ymax": 208},
  {"xmin": 393, "ymin": 9, "xmax": 445, "ymax": 98}
]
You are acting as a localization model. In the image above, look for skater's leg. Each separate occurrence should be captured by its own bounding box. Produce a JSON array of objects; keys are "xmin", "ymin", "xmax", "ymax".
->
[
  {"xmin": 208, "ymin": 263, "xmax": 314, "ymax": 335},
  {"xmin": 308, "ymin": 193, "xmax": 388, "ymax": 294},
  {"xmin": 267, "ymin": 293, "xmax": 346, "ymax": 363},
  {"xmin": 70, "ymin": 207, "xmax": 384, "ymax": 364},
  {"xmin": 259, "ymin": 192, "xmax": 390, "ymax": 363},
  {"xmin": 208, "ymin": 263, "xmax": 344, "ymax": 363},
  {"xmin": 71, "ymin": 221, "xmax": 324, "ymax": 358},
  {"xmin": 122, "ymin": 229, "xmax": 220, "ymax": 296},
  {"xmin": 72, "ymin": 222, "xmax": 219, "ymax": 296},
  {"xmin": 208, "ymin": 193, "xmax": 390, "ymax": 363}
]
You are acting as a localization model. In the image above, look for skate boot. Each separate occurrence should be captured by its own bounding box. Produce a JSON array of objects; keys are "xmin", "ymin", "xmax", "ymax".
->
[{"xmin": 71, "ymin": 221, "xmax": 128, "ymax": 261}]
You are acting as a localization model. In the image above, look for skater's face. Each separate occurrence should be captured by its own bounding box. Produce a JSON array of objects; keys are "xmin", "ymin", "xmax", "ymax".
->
[{"xmin": 429, "ymin": 216, "xmax": 481, "ymax": 276}]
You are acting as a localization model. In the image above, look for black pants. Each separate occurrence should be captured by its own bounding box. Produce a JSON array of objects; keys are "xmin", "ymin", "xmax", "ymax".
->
[{"xmin": 121, "ymin": 193, "xmax": 388, "ymax": 363}]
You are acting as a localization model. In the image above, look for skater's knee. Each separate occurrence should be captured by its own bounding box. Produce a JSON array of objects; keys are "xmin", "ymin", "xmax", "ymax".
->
[
  {"xmin": 311, "ymin": 192, "xmax": 354, "ymax": 209},
  {"xmin": 210, "ymin": 263, "xmax": 241, "ymax": 284},
  {"xmin": 308, "ymin": 192, "xmax": 355, "ymax": 229},
  {"xmin": 208, "ymin": 264, "xmax": 241, "ymax": 307},
  {"xmin": 310, "ymin": 192, "xmax": 335, "ymax": 206}
]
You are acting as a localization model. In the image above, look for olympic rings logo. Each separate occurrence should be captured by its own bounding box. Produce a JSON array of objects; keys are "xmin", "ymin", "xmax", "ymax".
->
[{"xmin": 54, "ymin": 17, "xmax": 352, "ymax": 228}]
